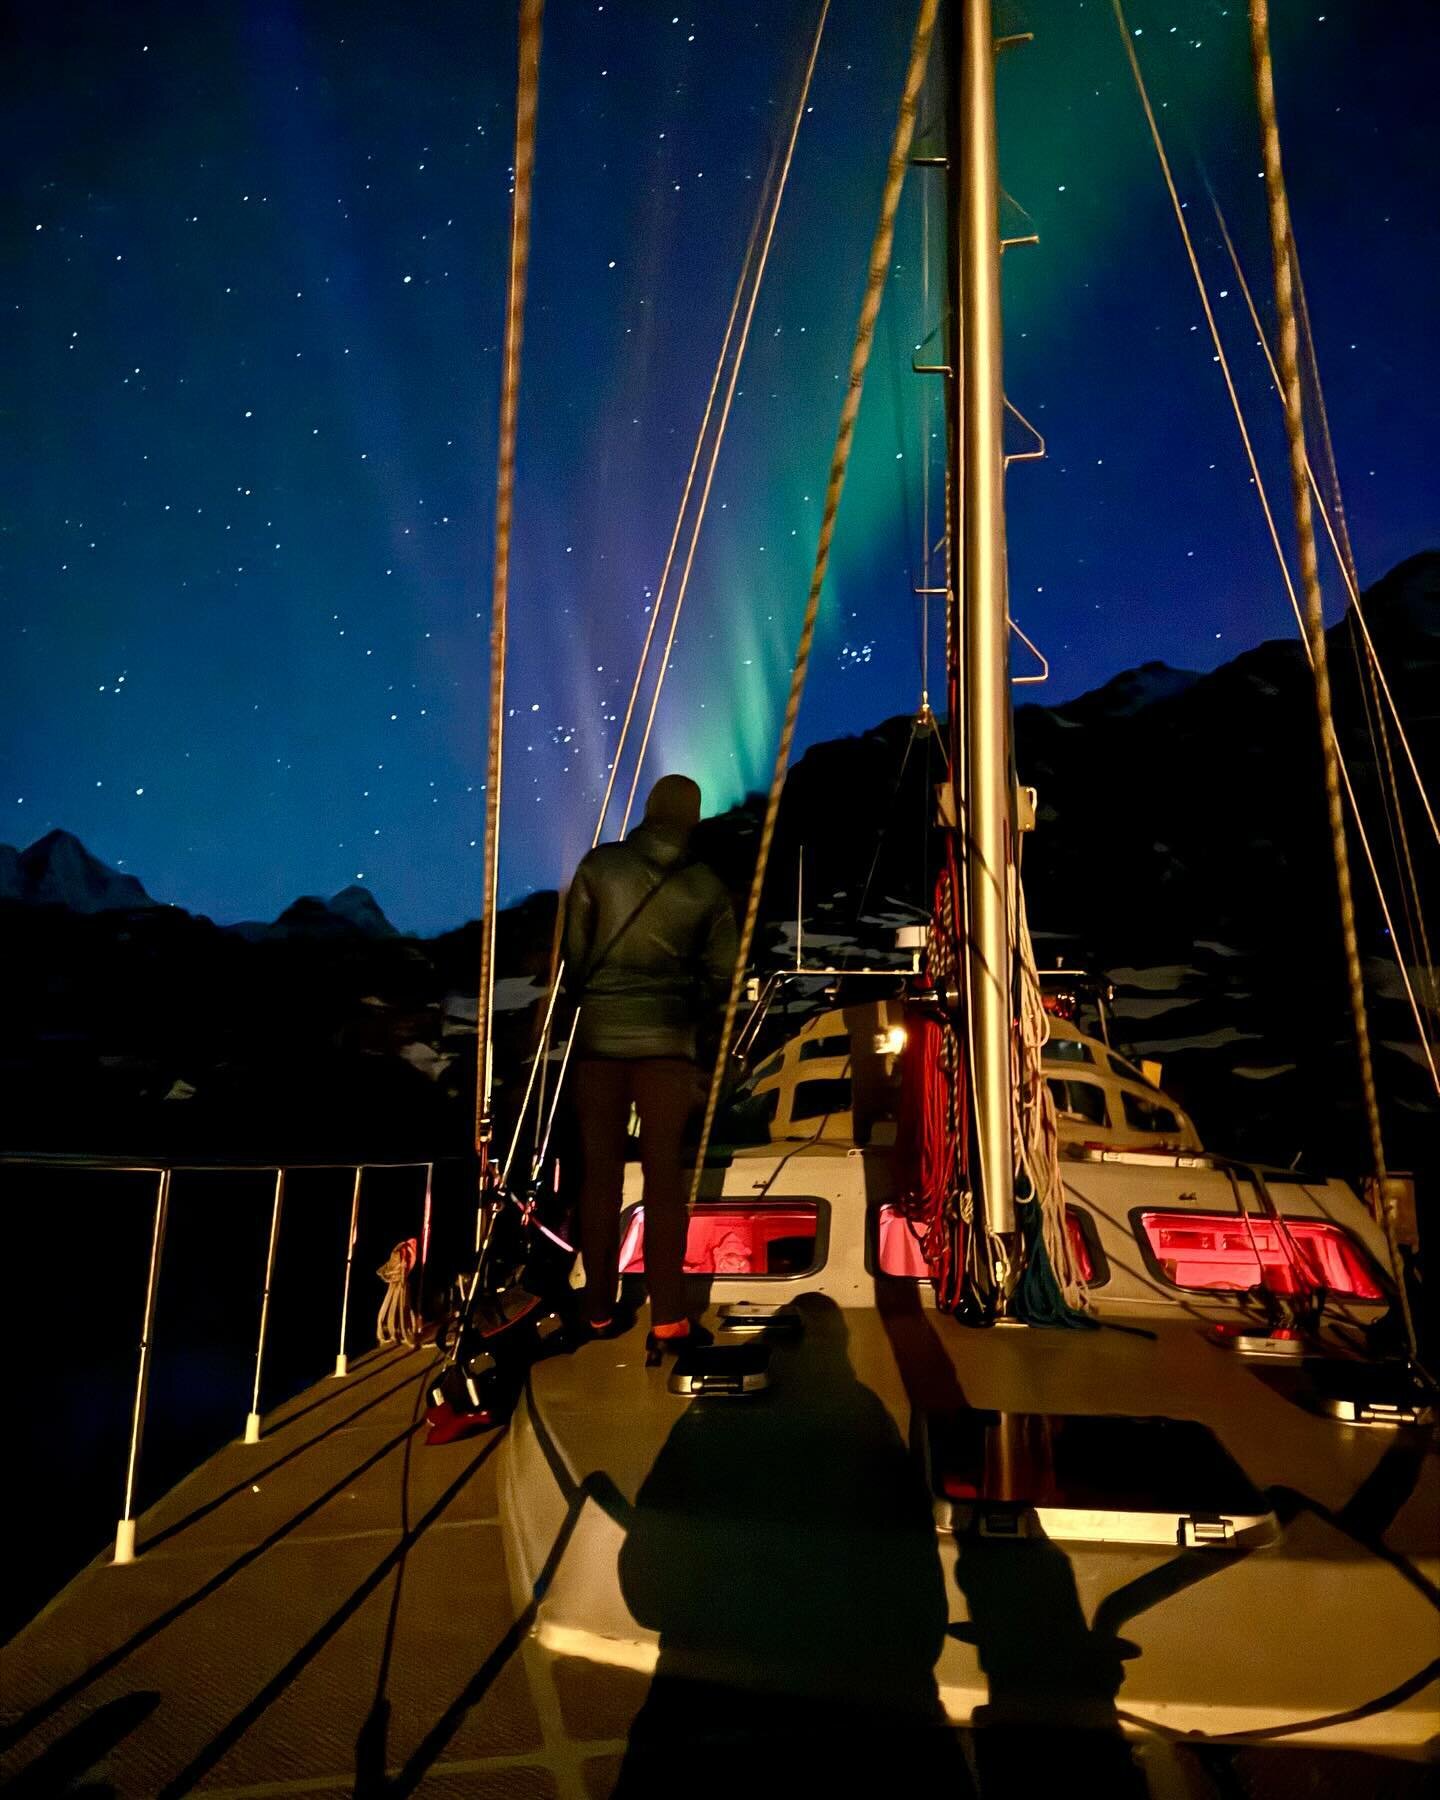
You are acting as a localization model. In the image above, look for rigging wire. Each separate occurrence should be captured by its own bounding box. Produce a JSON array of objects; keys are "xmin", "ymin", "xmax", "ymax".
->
[
  {"xmin": 619, "ymin": 0, "xmax": 833, "ymax": 837},
  {"xmin": 475, "ymin": 0, "xmax": 544, "ymax": 1165},
  {"xmin": 1247, "ymin": 0, "xmax": 1418, "ymax": 1358},
  {"xmin": 590, "ymin": 104, "xmax": 779, "ymax": 851},
  {"xmin": 1248, "ymin": 0, "xmax": 1388, "ymax": 1189},
  {"xmin": 1207, "ymin": 196, "xmax": 1438, "ymax": 1059},
  {"xmin": 499, "ymin": 0, "xmax": 831, "ymax": 1186},
  {"xmin": 1209, "ymin": 195, "xmax": 1440, "ymax": 861},
  {"xmin": 921, "ymin": 164, "xmax": 933, "ymax": 708},
  {"xmin": 689, "ymin": 0, "xmax": 942, "ymax": 1206},
  {"xmin": 1108, "ymin": 0, "xmax": 1437, "ymax": 1105}
]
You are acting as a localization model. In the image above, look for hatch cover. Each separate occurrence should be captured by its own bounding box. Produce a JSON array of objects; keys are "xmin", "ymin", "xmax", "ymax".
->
[{"xmin": 924, "ymin": 1411, "xmax": 1278, "ymax": 1549}]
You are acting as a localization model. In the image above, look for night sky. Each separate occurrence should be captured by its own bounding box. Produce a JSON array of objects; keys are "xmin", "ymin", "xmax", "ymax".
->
[{"xmin": 6, "ymin": 1, "xmax": 1436, "ymax": 934}]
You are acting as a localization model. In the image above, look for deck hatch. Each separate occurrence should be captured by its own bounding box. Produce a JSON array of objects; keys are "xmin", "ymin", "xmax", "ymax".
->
[{"xmin": 924, "ymin": 1411, "xmax": 1278, "ymax": 1549}]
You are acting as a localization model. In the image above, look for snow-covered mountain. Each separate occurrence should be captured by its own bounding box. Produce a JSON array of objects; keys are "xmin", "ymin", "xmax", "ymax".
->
[
  {"xmin": 0, "ymin": 829, "xmax": 154, "ymax": 913},
  {"xmin": 228, "ymin": 886, "xmax": 400, "ymax": 940}
]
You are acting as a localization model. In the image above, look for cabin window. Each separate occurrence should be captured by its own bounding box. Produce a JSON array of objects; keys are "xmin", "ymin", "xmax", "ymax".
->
[
  {"xmin": 1045, "ymin": 1039, "xmax": 1094, "ymax": 1065},
  {"xmin": 798, "ymin": 1034, "xmax": 852, "ymax": 1064},
  {"xmin": 790, "ymin": 1076, "xmax": 852, "ymax": 1122},
  {"xmin": 1121, "ymin": 1091, "xmax": 1180, "ymax": 1135},
  {"xmin": 1110, "ymin": 1054, "xmax": 1153, "ymax": 1087},
  {"xmin": 1136, "ymin": 1211, "xmax": 1384, "ymax": 1301},
  {"xmin": 619, "ymin": 1202, "xmax": 822, "ymax": 1278},
  {"xmin": 718, "ymin": 1084, "xmax": 779, "ymax": 1146},
  {"xmin": 752, "ymin": 1052, "xmax": 783, "ymax": 1080},
  {"xmin": 1047, "ymin": 1077, "xmax": 1108, "ymax": 1127}
]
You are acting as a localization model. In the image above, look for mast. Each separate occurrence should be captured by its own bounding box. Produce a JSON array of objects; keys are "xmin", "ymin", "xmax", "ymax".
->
[{"xmin": 949, "ymin": 0, "xmax": 1015, "ymax": 1236}]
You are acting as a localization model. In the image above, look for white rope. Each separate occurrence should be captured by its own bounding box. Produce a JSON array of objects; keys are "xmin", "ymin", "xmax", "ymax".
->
[
  {"xmin": 1013, "ymin": 880, "xmax": 1087, "ymax": 1311},
  {"xmin": 376, "ymin": 1240, "xmax": 418, "ymax": 1347}
]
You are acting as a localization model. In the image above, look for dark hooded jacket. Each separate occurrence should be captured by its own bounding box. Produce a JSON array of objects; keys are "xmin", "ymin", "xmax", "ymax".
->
[{"xmin": 563, "ymin": 821, "xmax": 737, "ymax": 1061}]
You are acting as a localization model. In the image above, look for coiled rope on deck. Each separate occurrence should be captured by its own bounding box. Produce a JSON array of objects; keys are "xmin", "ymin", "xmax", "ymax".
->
[
  {"xmin": 476, "ymin": 0, "xmax": 544, "ymax": 1164},
  {"xmin": 689, "ymin": 0, "xmax": 941, "ymax": 1204}
]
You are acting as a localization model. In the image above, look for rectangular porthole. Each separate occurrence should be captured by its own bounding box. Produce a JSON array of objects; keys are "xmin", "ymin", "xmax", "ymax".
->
[
  {"xmin": 1135, "ymin": 1211, "xmax": 1384, "ymax": 1301},
  {"xmin": 619, "ymin": 1202, "xmax": 825, "ymax": 1278}
]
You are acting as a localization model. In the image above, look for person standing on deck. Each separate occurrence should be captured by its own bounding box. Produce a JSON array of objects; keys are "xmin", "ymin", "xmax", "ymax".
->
[{"xmin": 563, "ymin": 774, "xmax": 736, "ymax": 1354}]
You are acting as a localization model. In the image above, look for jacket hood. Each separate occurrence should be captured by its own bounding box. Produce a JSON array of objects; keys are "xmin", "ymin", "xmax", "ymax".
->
[{"xmin": 627, "ymin": 820, "xmax": 690, "ymax": 868}]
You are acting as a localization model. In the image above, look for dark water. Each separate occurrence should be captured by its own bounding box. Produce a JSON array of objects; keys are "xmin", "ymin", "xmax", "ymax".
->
[{"xmin": 2, "ymin": 1160, "xmax": 470, "ymax": 1641}]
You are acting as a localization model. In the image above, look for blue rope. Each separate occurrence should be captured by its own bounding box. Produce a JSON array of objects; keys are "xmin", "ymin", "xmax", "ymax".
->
[{"xmin": 1014, "ymin": 1196, "xmax": 1094, "ymax": 1329}]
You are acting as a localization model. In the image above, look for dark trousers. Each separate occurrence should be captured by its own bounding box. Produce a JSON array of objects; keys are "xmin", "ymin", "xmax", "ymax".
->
[{"xmin": 573, "ymin": 1057, "xmax": 697, "ymax": 1326}]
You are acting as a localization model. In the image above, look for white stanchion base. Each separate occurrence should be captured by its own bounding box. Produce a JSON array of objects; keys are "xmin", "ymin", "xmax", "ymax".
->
[
  {"xmin": 244, "ymin": 1411, "xmax": 262, "ymax": 1445},
  {"xmin": 113, "ymin": 1518, "xmax": 137, "ymax": 1565},
  {"xmin": 333, "ymin": 1353, "xmax": 349, "ymax": 1378}
]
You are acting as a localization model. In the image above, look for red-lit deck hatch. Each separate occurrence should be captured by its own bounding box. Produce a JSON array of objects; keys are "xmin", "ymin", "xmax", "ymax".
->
[
  {"xmin": 619, "ymin": 1203, "xmax": 821, "ymax": 1277},
  {"xmin": 1137, "ymin": 1210, "xmax": 1383, "ymax": 1300}
]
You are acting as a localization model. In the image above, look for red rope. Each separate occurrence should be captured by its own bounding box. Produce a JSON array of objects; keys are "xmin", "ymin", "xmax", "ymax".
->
[{"xmin": 894, "ymin": 847, "xmax": 970, "ymax": 1311}]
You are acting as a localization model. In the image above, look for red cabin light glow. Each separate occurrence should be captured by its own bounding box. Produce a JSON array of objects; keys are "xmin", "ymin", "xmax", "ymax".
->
[
  {"xmin": 1138, "ymin": 1211, "xmax": 1383, "ymax": 1300},
  {"xmin": 1065, "ymin": 1208, "xmax": 1095, "ymax": 1284},
  {"xmin": 875, "ymin": 1205, "xmax": 1102, "ymax": 1285},
  {"xmin": 877, "ymin": 1205, "xmax": 934, "ymax": 1277},
  {"xmin": 619, "ymin": 1204, "xmax": 819, "ymax": 1278}
]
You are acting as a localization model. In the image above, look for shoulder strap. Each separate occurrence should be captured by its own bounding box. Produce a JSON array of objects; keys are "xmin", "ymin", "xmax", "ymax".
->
[{"xmin": 578, "ymin": 860, "xmax": 688, "ymax": 987}]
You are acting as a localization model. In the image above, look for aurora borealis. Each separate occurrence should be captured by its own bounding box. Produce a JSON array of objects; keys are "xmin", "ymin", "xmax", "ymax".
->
[{"xmin": 7, "ymin": 0, "xmax": 1437, "ymax": 933}]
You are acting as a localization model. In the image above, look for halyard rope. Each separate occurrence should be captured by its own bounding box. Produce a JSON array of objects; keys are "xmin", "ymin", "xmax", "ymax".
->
[
  {"xmin": 1248, "ymin": 0, "xmax": 1416, "ymax": 1358},
  {"xmin": 1248, "ymin": 0, "xmax": 1387, "ymax": 1187},
  {"xmin": 1110, "ymin": 1, "xmax": 1437, "ymax": 1103},
  {"xmin": 1209, "ymin": 194, "xmax": 1437, "ymax": 1034},
  {"xmin": 499, "ymin": 3, "xmax": 832, "ymax": 1186},
  {"xmin": 476, "ymin": 0, "xmax": 544, "ymax": 1162}
]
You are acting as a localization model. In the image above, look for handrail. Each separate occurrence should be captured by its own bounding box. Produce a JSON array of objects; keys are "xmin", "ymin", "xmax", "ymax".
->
[
  {"xmin": 0, "ymin": 1152, "xmax": 456, "ymax": 1171},
  {"xmin": 2, "ymin": 1155, "xmax": 441, "ymax": 1566}
]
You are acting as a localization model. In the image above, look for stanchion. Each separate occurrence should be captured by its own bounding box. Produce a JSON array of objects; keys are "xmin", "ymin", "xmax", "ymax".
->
[
  {"xmin": 333, "ymin": 1165, "xmax": 362, "ymax": 1377},
  {"xmin": 420, "ymin": 1161, "xmax": 434, "ymax": 1278},
  {"xmin": 244, "ymin": 1168, "xmax": 285, "ymax": 1444},
  {"xmin": 114, "ymin": 1168, "xmax": 172, "ymax": 1565}
]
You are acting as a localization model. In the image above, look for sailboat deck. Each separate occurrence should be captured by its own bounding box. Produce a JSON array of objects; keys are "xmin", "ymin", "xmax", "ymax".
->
[
  {"xmin": 6, "ymin": 1313, "xmax": 1435, "ymax": 1797},
  {"xmin": 1, "ymin": 1347, "xmax": 586, "ymax": 1797}
]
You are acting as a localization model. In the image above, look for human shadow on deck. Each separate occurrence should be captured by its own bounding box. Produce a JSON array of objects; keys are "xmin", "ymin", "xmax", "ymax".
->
[
  {"xmin": 875, "ymin": 1278, "xmax": 1148, "ymax": 1798},
  {"xmin": 612, "ymin": 1293, "xmax": 973, "ymax": 1795}
]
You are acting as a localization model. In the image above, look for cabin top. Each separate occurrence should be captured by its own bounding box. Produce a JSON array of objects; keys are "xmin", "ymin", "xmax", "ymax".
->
[{"xmin": 733, "ymin": 997, "xmax": 1202, "ymax": 1154}]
